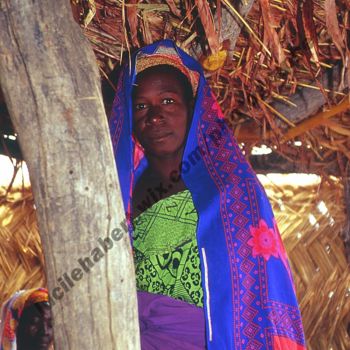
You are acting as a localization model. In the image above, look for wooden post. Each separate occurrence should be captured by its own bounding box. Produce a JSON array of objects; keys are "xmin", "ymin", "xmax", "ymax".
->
[{"xmin": 0, "ymin": 0, "xmax": 140, "ymax": 349}]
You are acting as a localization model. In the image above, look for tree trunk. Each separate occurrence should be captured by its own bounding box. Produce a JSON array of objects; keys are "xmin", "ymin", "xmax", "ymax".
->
[{"xmin": 0, "ymin": 0, "xmax": 140, "ymax": 349}]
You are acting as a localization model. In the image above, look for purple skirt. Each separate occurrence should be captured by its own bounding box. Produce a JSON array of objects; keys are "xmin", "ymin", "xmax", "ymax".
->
[{"xmin": 137, "ymin": 291, "xmax": 206, "ymax": 349}]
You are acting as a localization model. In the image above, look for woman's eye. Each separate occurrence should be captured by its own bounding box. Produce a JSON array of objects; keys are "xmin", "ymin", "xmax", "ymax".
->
[
  {"xmin": 29, "ymin": 325, "xmax": 39, "ymax": 332},
  {"xmin": 162, "ymin": 98, "xmax": 175, "ymax": 105},
  {"xmin": 135, "ymin": 103, "xmax": 147, "ymax": 110},
  {"xmin": 31, "ymin": 317, "xmax": 41, "ymax": 324}
]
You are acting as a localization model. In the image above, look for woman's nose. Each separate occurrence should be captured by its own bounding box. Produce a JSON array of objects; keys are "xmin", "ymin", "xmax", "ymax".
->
[
  {"xmin": 146, "ymin": 105, "xmax": 164, "ymax": 125},
  {"xmin": 42, "ymin": 320, "xmax": 53, "ymax": 336}
]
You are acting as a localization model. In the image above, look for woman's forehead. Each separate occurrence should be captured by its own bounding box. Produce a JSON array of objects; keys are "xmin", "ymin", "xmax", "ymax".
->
[
  {"xmin": 22, "ymin": 302, "xmax": 51, "ymax": 318},
  {"xmin": 136, "ymin": 73, "xmax": 182, "ymax": 91}
]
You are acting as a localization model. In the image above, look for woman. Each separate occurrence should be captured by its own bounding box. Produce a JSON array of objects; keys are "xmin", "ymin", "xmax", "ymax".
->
[
  {"xmin": 0, "ymin": 288, "xmax": 53, "ymax": 350},
  {"xmin": 110, "ymin": 40, "xmax": 306, "ymax": 349}
]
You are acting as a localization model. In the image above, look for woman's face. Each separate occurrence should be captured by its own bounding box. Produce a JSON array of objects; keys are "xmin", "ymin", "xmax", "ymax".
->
[
  {"xmin": 16, "ymin": 302, "xmax": 53, "ymax": 350},
  {"xmin": 132, "ymin": 66, "xmax": 193, "ymax": 160}
]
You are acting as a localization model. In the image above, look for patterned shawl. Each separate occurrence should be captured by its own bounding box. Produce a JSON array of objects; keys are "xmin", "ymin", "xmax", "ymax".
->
[
  {"xmin": 109, "ymin": 39, "xmax": 306, "ymax": 350},
  {"xmin": 0, "ymin": 288, "xmax": 49, "ymax": 350}
]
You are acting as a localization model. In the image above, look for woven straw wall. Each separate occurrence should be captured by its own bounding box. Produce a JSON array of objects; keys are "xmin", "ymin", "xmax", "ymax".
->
[{"xmin": 261, "ymin": 176, "xmax": 350, "ymax": 350}]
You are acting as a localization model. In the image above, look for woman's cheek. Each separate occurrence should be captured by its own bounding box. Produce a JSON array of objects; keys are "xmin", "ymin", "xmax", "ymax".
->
[
  {"xmin": 28, "ymin": 324, "xmax": 40, "ymax": 336},
  {"xmin": 133, "ymin": 120, "xmax": 146, "ymax": 136}
]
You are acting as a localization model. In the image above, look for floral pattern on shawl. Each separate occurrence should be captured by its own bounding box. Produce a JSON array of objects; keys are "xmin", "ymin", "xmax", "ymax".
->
[{"xmin": 248, "ymin": 219, "xmax": 279, "ymax": 261}]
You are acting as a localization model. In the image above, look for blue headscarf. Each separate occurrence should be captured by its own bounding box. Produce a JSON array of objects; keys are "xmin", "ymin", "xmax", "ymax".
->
[{"xmin": 109, "ymin": 40, "xmax": 306, "ymax": 350}]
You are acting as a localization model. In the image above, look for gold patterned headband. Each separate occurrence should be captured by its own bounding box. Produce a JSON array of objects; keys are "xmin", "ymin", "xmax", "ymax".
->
[{"xmin": 135, "ymin": 46, "xmax": 199, "ymax": 96}]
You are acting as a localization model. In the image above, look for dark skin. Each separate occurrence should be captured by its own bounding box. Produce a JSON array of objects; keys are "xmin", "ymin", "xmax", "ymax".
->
[
  {"xmin": 16, "ymin": 302, "xmax": 53, "ymax": 350},
  {"xmin": 132, "ymin": 65, "xmax": 194, "ymax": 218}
]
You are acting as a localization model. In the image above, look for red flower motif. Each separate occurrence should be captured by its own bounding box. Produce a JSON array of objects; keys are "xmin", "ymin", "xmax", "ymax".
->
[{"xmin": 248, "ymin": 219, "xmax": 279, "ymax": 261}]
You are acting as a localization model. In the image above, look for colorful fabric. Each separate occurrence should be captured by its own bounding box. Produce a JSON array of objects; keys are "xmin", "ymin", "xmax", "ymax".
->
[
  {"xmin": 135, "ymin": 45, "xmax": 200, "ymax": 96},
  {"xmin": 133, "ymin": 190, "xmax": 203, "ymax": 307},
  {"xmin": 137, "ymin": 291, "xmax": 205, "ymax": 350},
  {"xmin": 0, "ymin": 288, "xmax": 49, "ymax": 350},
  {"xmin": 109, "ymin": 39, "xmax": 306, "ymax": 349}
]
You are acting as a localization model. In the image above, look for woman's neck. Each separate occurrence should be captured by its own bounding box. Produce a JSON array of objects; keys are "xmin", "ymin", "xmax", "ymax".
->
[
  {"xmin": 132, "ymin": 153, "xmax": 186, "ymax": 218},
  {"xmin": 147, "ymin": 153, "xmax": 182, "ymax": 183}
]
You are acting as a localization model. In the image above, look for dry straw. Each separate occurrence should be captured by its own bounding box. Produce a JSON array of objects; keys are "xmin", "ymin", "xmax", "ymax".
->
[{"xmin": 0, "ymin": 187, "xmax": 46, "ymax": 302}]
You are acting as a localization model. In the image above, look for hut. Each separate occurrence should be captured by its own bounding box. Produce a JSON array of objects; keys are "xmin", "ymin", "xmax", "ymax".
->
[{"xmin": 0, "ymin": 0, "xmax": 349, "ymax": 349}]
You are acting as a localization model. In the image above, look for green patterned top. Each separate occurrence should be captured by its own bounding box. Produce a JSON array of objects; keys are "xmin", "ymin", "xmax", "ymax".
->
[{"xmin": 132, "ymin": 190, "xmax": 203, "ymax": 307}]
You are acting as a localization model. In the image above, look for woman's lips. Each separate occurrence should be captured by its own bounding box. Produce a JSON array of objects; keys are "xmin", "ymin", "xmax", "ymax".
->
[
  {"xmin": 37, "ymin": 342, "xmax": 49, "ymax": 349},
  {"xmin": 37, "ymin": 336, "xmax": 52, "ymax": 347},
  {"xmin": 149, "ymin": 132, "xmax": 172, "ymax": 142}
]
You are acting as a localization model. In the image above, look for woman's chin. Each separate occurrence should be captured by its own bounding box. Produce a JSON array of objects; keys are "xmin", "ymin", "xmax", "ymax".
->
[{"xmin": 145, "ymin": 143, "xmax": 182, "ymax": 159}]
